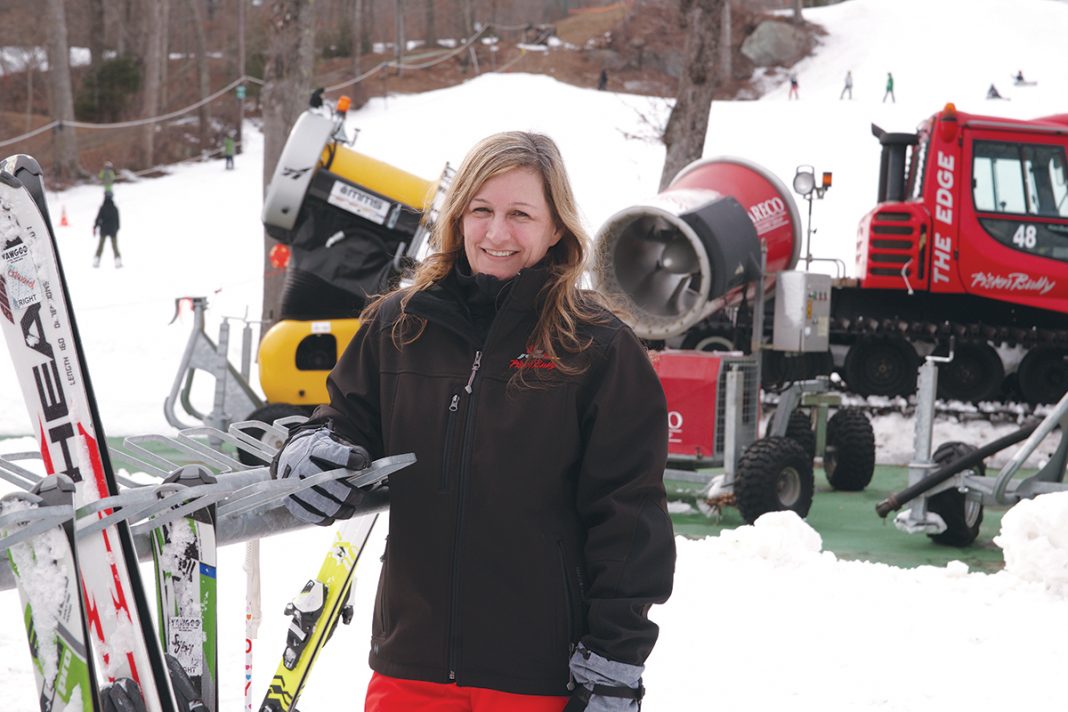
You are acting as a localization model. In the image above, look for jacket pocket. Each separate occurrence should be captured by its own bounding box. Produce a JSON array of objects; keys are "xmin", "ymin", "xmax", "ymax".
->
[
  {"xmin": 555, "ymin": 540, "xmax": 579, "ymax": 649},
  {"xmin": 440, "ymin": 394, "xmax": 459, "ymax": 492},
  {"xmin": 372, "ymin": 537, "xmax": 391, "ymax": 639}
]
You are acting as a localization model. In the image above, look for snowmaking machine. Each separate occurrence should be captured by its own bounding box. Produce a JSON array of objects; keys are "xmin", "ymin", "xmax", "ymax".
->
[
  {"xmin": 592, "ymin": 157, "xmax": 875, "ymax": 524},
  {"xmin": 251, "ymin": 96, "xmax": 450, "ymax": 429}
]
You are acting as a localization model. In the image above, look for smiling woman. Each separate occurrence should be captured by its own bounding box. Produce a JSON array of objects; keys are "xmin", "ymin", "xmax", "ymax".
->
[
  {"xmin": 268, "ymin": 130, "xmax": 676, "ymax": 712},
  {"xmin": 462, "ymin": 167, "xmax": 562, "ymax": 279}
]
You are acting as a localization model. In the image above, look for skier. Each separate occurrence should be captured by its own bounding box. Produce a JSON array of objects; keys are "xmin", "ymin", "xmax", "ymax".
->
[
  {"xmin": 987, "ymin": 83, "xmax": 1006, "ymax": 100},
  {"xmin": 840, "ymin": 70, "xmax": 853, "ymax": 100},
  {"xmin": 223, "ymin": 133, "xmax": 235, "ymax": 170},
  {"xmin": 1014, "ymin": 69, "xmax": 1026, "ymax": 84},
  {"xmin": 272, "ymin": 131, "xmax": 675, "ymax": 712},
  {"xmin": 99, "ymin": 160, "xmax": 116, "ymax": 195},
  {"xmin": 92, "ymin": 192, "xmax": 121, "ymax": 268},
  {"xmin": 788, "ymin": 73, "xmax": 800, "ymax": 100},
  {"xmin": 883, "ymin": 72, "xmax": 896, "ymax": 103},
  {"xmin": 597, "ymin": 68, "xmax": 608, "ymax": 91}
]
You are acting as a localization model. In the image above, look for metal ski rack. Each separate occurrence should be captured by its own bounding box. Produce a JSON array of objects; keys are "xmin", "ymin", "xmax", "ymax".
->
[
  {"xmin": 164, "ymin": 296, "xmax": 264, "ymax": 432},
  {"xmin": 0, "ymin": 418, "xmax": 414, "ymax": 591}
]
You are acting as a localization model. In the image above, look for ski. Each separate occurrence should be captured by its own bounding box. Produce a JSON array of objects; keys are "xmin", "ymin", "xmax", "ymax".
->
[
  {"xmin": 149, "ymin": 466, "xmax": 218, "ymax": 712},
  {"xmin": 0, "ymin": 154, "xmax": 178, "ymax": 712},
  {"xmin": 260, "ymin": 513, "xmax": 380, "ymax": 712},
  {"xmin": 0, "ymin": 474, "xmax": 99, "ymax": 712}
]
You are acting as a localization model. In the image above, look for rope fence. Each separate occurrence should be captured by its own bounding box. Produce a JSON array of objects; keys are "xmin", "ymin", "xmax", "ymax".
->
[{"xmin": 0, "ymin": 23, "xmax": 541, "ymax": 151}]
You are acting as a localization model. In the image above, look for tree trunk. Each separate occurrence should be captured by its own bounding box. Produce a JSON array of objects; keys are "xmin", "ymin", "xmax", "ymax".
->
[
  {"xmin": 459, "ymin": 0, "xmax": 474, "ymax": 36},
  {"xmin": 237, "ymin": 0, "xmax": 247, "ymax": 149},
  {"xmin": 394, "ymin": 0, "xmax": 405, "ymax": 75},
  {"xmin": 185, "ymin": 0, "xmax": 212, "ymax": 151},
  {"xmin": 89, "ymin": 0, "xmax": 106, "ymax": 66},
  {"xmin": 364, "ymin": 0, "xmax": 375, "ymax": 53},
  {"xmin": 793, "ymin": 0, "xmax": 803, "ymax": 23},
  {"xmin": 44, "ymin": 0, "xmax": 82, "ymax": 180},
  {"xmin": 349, "ymin": 0, "xmax": 369, "ymax": 107},
  {"xmin": 261, "ymin": 0, "xmax": 317, "ymax": 325},
  {"xmin": 160, "ymin": 0, "xmax": 170, "ymax": 107},
  {"xmin": 140, "ymin": 0, "xmax": 163, "ymax": 167},
  {"xmin": 659, "ymin": 0, "xmax": 725, "ymax": 191},
  {"xmin": 717, "ymin": 1, "xmax": 731, "ymax": 84},
  {"xmin": 425, "ymin": 0, "xmax": 436, "ymax": 47},
  {"xmin": 25, "ymin": 53, "xmax": 36, "ymax": 133}
]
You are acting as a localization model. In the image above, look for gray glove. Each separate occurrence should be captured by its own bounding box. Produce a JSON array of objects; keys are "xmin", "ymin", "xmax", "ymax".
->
[
  {"xmin": 270, "ymin": 426, "xmax": 373, "ymax": 526},
  {"xmin": 565, "ymin": 644, "xmax": 645, "ymax": 712}
]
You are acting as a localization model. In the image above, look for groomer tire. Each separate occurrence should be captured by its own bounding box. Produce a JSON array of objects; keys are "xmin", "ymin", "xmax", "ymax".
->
[{"xmin": 926, "ymin": 441, "xmax": 985, "ymax": 547}]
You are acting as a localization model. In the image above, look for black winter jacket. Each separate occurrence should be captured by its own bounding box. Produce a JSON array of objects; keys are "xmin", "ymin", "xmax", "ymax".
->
[
  {"xmin": 311, "ymin": 265, "xmax": 675, "ymax": 696},
  {"xmin": 94, "ymin": 197, "xmax": 119, "ymax": 236}
]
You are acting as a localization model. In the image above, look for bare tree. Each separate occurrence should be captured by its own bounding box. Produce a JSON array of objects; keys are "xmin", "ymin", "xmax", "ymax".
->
[
  {"xmin": 88, "ymin": 0, "xmax": 106, "ymax": 66},
  {"xmin": 659, "ymin": 0, "xmax": 725, "ymax": 190},
  {"xmin": 160, "ymin": 0, "xmax": 170, "ymax": 107},
  {"xmin": 140, "ymin": 0, "xmax": 163, "ymax": 167},
  {"xmin": 44, "ymin": 0, "xmax": 82, "ymax": 180},
  {"xmin": 458, "ymin": 0, "xmax": 474, "ymax": 36},
  {"xmin": 717, "ymin": 0, "xmax": 731, "ymax": 84},
  {"xmin": 184, "ymin": 0, "xmax": 212, "ymax": 150},
  {"xmin": 364, "ymin": 0, "xmax": 376, "ymax": 53},
  {"xmin": 394, "ymin": 0, "xmax": 405, "ymax": 74},
  {"xmin": 348, "ymin": 0, "xmax": 369, "ymax": 107},
  {"xmin": 236, "ymin": 0, "xmax": 247, "ymax": 146},
  {"xmin": 425, "ymin": 0, "xmax": 436, "ymax": 47},
  {"xmin": 261, "ymin": 0, "xmax": 317, "ymax": 324}
]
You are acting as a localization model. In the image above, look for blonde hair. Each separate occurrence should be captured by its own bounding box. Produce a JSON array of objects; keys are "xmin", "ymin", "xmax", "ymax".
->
[{"xmin": 363, "ymin": 131, "xmax": 609, "ymax": 375}]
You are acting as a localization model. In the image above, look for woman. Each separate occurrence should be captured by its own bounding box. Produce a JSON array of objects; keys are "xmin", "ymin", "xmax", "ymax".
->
[{"xmin": 273, "ymin": 131, "xmax": 675, "ymax": 711}]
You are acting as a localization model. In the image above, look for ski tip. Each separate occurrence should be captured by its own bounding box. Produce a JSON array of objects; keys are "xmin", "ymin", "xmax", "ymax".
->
[{"xmin": 0, "ymin": 154, "xmax": 43, "ymax": 180}]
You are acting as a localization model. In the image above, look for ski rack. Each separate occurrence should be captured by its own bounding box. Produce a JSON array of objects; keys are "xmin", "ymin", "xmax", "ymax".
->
[
  {"xmin": 163, "ymin": 296, "xmax": 264, "ymax": 432},
  {"xmin": 0, "ymin": 418, "xmax": 414, "ymax": 588}
]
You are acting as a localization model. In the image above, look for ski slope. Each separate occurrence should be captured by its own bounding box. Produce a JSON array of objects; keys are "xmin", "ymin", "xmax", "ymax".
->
[{"xmin": 2, "ymin": 0, "xmax": 1068, "ymax": 709}]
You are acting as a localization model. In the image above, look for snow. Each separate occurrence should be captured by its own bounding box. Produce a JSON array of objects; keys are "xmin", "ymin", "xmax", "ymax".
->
[{"xmin": 1, "ymin": 0, "xmax": 1068, "ymax": 709}]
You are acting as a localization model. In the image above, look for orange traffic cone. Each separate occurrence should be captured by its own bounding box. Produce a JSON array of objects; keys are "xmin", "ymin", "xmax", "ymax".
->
[{"xmin": 60, "ymin": 206, "xmax": 69, "ymax": 227}]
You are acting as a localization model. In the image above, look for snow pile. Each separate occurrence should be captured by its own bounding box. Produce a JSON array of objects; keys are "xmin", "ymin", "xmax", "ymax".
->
[
  {"xmin": 995, "ymin": 491, "xmax": 1068, "ymax": 597},
  {"xmin": 718, "ymin": 510, "xmax": 827, "ymax": 565}
]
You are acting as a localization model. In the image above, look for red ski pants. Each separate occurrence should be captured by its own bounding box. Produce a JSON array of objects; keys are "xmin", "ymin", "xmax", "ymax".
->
[{"xmin": 365, "ymin": 672, "xmax": 570, "ymax": 712}]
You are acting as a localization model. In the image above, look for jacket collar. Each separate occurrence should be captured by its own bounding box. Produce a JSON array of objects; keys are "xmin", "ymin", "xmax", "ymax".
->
[{"xmin": 406, "ymin": 263, "xmax": 553, "ymax": 347}]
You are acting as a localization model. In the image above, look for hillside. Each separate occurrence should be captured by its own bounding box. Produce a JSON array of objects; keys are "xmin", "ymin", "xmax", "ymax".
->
[{"xmin": 1, "ymin": 0, "xmax": 818, "ymax": 183}]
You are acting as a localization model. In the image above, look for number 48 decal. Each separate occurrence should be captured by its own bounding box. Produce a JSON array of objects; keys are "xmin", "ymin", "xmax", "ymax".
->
[{"xmin": 1012, "ymin": 224, "xmax": 1037, "ymax": 249}]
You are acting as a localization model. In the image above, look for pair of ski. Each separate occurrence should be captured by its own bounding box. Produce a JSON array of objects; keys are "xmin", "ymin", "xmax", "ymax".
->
[
  {"xmin": 0, "ymin": 153, "xmax": 177, "ymax": 712},
  {"xmin": 0, "ymin": 156, "xmax": 397, "ymax": 712}
]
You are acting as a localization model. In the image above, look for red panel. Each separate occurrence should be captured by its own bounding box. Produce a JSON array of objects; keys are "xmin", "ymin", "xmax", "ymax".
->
[{"xmin": 651, "ymin": 350, "xmax": 723, "ymax": 458}]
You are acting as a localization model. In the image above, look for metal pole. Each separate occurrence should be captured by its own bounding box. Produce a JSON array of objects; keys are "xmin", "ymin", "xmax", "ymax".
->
[{"xmin": 804, "ymin": 193, "xmax": 814, "ymax": 269}]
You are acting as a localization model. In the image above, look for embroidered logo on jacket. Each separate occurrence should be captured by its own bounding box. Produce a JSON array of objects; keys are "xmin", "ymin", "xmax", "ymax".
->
[{"xmin": 509, "ymin": 347, "xmax": 556, "ymax": 370}]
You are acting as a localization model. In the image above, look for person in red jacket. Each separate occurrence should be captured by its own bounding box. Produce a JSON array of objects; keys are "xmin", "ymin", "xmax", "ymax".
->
[{"xmin": 272, "ymin": 131, "xmax": 676, "ymax": 711}]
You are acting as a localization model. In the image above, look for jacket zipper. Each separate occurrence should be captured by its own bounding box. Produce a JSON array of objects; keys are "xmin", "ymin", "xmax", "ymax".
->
[
  {"xmin": 440, "ymin": 394, "xmax": 459, "ymax": 491},
  {"xmin": 448, "ymin": 349, "xmax": 482, "ymax": 681}
]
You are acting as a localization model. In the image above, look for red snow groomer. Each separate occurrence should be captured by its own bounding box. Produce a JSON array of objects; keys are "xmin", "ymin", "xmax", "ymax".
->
[{"xmin": 838, "ymin": 104, "xmax": 1068, "ymax": 404}]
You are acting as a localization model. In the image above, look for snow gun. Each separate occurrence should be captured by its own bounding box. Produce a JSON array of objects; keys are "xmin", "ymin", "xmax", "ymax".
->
[{"xmin": 256, "ymin": 94, "xmax": 451, "ymax": 424}]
